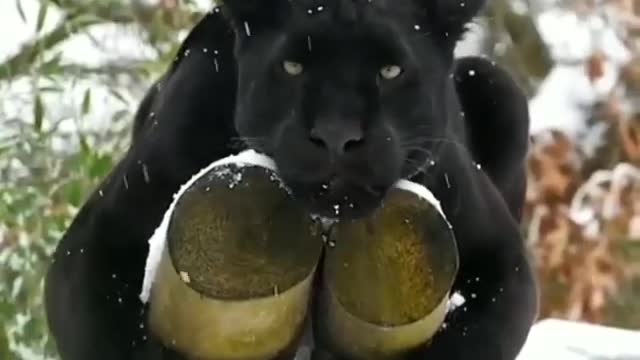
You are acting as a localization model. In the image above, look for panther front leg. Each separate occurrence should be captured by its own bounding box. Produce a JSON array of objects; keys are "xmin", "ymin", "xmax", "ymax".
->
[
  {"xmin": 413, "ymin": 235, "xmax": 537, "ymax": 359},
  {"xmin": 411, "ymin": 146, "xmax": 538, "ymax": 360}
]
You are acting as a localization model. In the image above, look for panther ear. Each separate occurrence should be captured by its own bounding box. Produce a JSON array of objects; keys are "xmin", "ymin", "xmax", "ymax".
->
[
  {"xmin": 219, "ymin": 0, "xmax": 289, "ymax": 37},
  {"xmin": 420, "ymin": 0, "xmax": 487, "ymax": 45}
]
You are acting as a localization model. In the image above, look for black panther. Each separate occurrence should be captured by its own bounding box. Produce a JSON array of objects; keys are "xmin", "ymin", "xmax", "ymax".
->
[{"xmin": 45, "ymin": 0, "xmax": 538, "ymax": 359}]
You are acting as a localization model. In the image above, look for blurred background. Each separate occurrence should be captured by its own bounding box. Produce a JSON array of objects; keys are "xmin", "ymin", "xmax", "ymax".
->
[{"xmin": 0, "ymin": 0, "xmax": 639, "ymax": 358}]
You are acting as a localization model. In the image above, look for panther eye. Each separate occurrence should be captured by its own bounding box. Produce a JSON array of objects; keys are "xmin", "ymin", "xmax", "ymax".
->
[
  {"xmin": 283, "ymin": 60, "xmax": 304, "ymax": 76},
  {"xmin": 379, "ymin": 65, "xmax": 403, "ymax": 80}
]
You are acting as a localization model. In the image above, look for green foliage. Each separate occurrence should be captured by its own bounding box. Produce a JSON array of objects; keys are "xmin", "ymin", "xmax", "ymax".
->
[
  {"xmin": 0, "ymin": 105, "xmax": 122, "ymax": 359},
  {"xmin": 0, "ymin": 0, "xmax": 206, "ymax": 358}
]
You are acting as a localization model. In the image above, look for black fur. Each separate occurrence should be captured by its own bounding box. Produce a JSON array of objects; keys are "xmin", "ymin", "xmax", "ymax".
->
[{"xmin": 45, "ymin": 1, "xmax": 538, "ymax": 359}]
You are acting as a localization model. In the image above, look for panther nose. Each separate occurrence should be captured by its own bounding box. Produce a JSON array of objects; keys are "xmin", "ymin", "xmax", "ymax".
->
[{"xmin": 309, "ymin": 123, "xmax": 364, "ymax": 156}]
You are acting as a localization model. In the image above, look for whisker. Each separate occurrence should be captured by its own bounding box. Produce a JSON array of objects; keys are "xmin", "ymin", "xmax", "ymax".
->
[
  {"xmin": 229, "ymin": 136, "xmax": 269, "ymax": 151},
  {"xmin": 400, "ymin": 137, "xmax": 466, "ymax": 149}
]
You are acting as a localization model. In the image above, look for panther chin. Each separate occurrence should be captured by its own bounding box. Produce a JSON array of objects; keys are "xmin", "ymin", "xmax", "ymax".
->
[{"xmin": 287, "ymin": 177, "xmax": 390, "ymax": 221}]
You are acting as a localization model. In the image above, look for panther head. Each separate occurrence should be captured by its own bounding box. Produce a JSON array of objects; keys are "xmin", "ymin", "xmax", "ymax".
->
[{"xmin": 224, "ymin": 0, "xmax": 486, "ymax": 219}]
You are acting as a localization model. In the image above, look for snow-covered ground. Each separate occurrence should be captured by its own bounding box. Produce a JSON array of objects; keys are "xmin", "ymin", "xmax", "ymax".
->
[{"xmin": 518, "ymin": 319, "xmax": 640, "ymax": 360}]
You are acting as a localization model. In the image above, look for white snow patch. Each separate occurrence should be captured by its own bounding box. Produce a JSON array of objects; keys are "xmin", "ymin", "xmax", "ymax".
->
[
  {"xmin": 528, "ymin": 8, "xmax": 632, "ymax": 150},
  {"xmin": 447, "ymin": 291, "xmax": 466, "ymax": 313},
  {"xmin": 454, "ymin": 18, "xmax": 488, "ymax": 58},
  {"xmin": 517, "ymin": 319, "xmax": 640, "ymax": 359},
  {"xmin": 395, "ymin": 179, "xmax": 451, "ymax": 228},
  {"xmin": 52, "ymin": 23, "xmax": 159, "ymax": 67},
  {"xmin": 309, "ymin": 214, "xmax": 338, "ymax": 231},
  {"xmin": 139, "ymin": 150, "xmax": 277, "ymax": 303},
  {"xmin": 0, "ymin": 0, "xmax": 64, "ymax": 63}
]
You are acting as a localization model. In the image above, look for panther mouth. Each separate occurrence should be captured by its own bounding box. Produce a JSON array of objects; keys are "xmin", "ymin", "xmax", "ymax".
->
[{"xmin": 287, "ymin": 177, "xmax": 390, "ymax": 220}]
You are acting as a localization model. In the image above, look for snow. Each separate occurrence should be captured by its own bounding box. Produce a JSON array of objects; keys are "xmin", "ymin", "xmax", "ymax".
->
[
  {"xmin": 0, "ymin": 0, "xmax": 214, "ymax": 155},
  {"xmin": 395, "ymin": 179, "xmax": 450, "ymax": 228},
  {"xmin": 517, "ymin": 319, "xmax": 640, "ymax": 359},
  {"xmin": 569, "ymin": 163, "xmax": 640, "ymax": 225},
  {"xmin": 456, "ymin": 2, "xmax": 633, "ymax": 157},
  {"xmin": 455, "ymin": 18, "xmax": 489, "ymax": 58},
  {"xmin": 299, "ymin": 318, "xmax": 640, "ymax": 359},
  {"xmin": 139, "ymin": 150, "xmax": 277, "ymax": 303},
  {"xmin": 446, "ymin": 291, "xmax": 466, "ymax": 313},
  {"xmin": 0, "ymin": 0, "xmax": 64, "ymax": 62},
  {"xmin": 528, "ymin": 7, "xmax": 632, "ymax": 151},
  {"xmin": 0, "ymin": 0, "xmax": 161, "ymax": 69},
  {"xmin": 0, "ymin": 1, "xmax": 153, "ymax": 156}
]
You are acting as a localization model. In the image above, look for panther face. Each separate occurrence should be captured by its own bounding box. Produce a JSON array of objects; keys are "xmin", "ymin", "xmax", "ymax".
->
[{"xmin": 226, "ymin": 0, "xmax": 485, "ymax": 219}]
